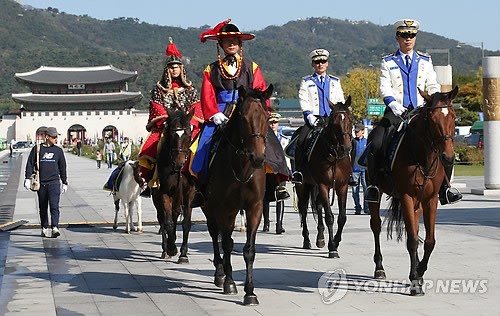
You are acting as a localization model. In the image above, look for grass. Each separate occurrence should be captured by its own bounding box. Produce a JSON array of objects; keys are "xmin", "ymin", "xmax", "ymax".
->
[{"xmin": 454, "ymin": 164, "xmax": 484, "ymax": 176}]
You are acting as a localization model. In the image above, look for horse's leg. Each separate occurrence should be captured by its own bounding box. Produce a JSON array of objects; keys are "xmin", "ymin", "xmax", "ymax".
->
[
  {"xmin": 136, "ymin": 194, "xmax": 143, "ymax": 232},
  {"xmin": 153, "ymin": 193, "xmax": 169, "ymax": 259},
  {"xmin": 113, "ymin": 197, "xmax": 120, "ymax": 230},
  {"xmin": 178, "ymin": 202, "xmax": 192, "ymax": 264},
  {"xmin": 164, "ymin": 196, "xmax": 178, "ymax": 258},
  {"xmin": 128, "ymin": 200, "xmax": 136, "ymax": 232},
  {"xmin": 242, "ymin": 203, "xmax": 262, "ymax": 306},
  {"xmin": 369, "ymin": 199, "xmax": 386, "ymax": 279},
  {"xmin": 314, "ymin": 185, "xmax": 326, "ymax": 249},
  {"xmin": 320, "ymin": 184, "xmax": 336, "ymax": 258},
  {"xmin": 220, "ymin": 226, "xmax": 238, "ymax": 295},
  {"xmin": 297, "ymin": 184, "xmax": 311, "ymax": 249},
  {"xmin": 331, "ymin": 183, "xmax": 349, "ymax": 259},
  {"xmin": 206, "ymin": 217, "xmax": 224, "ymax": 287},
  {"xmin": 417, "ymin": 200, "xmax": 436, "ymax": 279},
  {"xmin": 123, "ymin": 199, "xmax": 131, "ymax": 234},
  {"xmin": 401, "ymin": 197, "xmax": 424, "ymax": 296}
]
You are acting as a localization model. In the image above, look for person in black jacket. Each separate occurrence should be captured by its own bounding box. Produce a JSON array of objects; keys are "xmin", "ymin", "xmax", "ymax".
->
[{"xmin": 24, "ymin": 127, "xmax": 68, "ymax": 238}]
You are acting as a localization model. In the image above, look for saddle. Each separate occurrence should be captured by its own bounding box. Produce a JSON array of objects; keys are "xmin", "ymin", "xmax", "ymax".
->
[
  {"xmin": 103, "ymin": 162, "xmax": 126, "ymax": 192},
  {"xmin": 208, "ymin": 102, "xmax": 235, "ymax": 169}
]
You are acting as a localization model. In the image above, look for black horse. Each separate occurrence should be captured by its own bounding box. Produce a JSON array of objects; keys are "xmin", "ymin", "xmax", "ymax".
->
[
  {"xmin": 202, "ymin": 85, "xmax": 272, "ymax": 305},
  {"xmin": 294, "ymin": 97, "xmax": 353, "ymax": 258},
  {"xmin": 152, "ymin": 108, "xmax": 196, "ymax": 264}
]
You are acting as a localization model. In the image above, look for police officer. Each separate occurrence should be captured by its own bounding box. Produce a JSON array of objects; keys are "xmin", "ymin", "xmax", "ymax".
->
[
  {"xmin": 291, "ymin": 49, "xmax": 345, "ymax": 184},
  {"xmin": 365, "ymin": 18, "xmax": 462, "ymax": 205}
]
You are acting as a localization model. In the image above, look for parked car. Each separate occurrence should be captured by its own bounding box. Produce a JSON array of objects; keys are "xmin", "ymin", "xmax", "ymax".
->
[
  {"xmin": 12, "ymin": 141, "xmax": 33, "ymax": 149},
  {"xmin": 454, "ymin": 133, "xmax": 482, "ymax": 148},
  {"xmin": 279, "ymin": 126, "xmax": 298, "ymax": 138}
]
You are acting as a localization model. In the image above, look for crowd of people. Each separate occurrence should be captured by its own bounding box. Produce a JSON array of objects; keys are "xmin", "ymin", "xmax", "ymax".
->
[{"xmin": 23, "ymin": 17, "xmax": 464, "ymax": 238}]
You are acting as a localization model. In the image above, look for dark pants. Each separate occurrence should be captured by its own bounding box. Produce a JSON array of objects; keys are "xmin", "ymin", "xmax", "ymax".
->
[
  {"xmin": 37, "ymin": 181, "xmax": 61, "ymax": 228},
  {"xmin": 106, "ymin": 153, "xmax": 113, "ymax": 168}
]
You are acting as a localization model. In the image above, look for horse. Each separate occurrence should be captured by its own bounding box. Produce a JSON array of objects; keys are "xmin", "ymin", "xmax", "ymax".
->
[
  {"xmin": 151, "ymin": 108, "xmax": 196, "ymax": 264},
  {"xmin": 294, "ymin": 97, "xmax": 353, "ymax": 258},
  {"xmin": 202, "ymin": 85, "xmax": 272, "ymax": 306},
  {"xmin": 112, "ymin": 160, "xmax": 143, "ymax": 233},
  {"xmin": 367, "ymin": 87, "xmax": 459, "ymax": 296}
]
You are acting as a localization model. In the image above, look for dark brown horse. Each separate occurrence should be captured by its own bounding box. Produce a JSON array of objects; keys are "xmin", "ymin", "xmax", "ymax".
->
[
  {"xmin": 202, "ymin": 85, "xmax": 272, "ymax": 306},
  {"xmin": 152, "ymin": 108, "xmax": 196, "ymax": 264},
  {"xmin": 295, "ymin": 97, "xmax": 353, "ymax": 258},
  {"xmin": 367, "ymin": 87, "xmax": 458, "ymax": 295}
]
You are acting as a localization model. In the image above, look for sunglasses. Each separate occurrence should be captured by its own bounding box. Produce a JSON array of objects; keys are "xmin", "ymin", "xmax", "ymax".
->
[
  {"xmin": 313, "ymin": 60, "xmax": 327, "ymax": 65},
  {"xmin": 48, "ymin": 135, "xmax": 58, "ymax": 139},
  {"xmin": 398, "ymin": 33, "xmax": 416, "ymax": 39}
]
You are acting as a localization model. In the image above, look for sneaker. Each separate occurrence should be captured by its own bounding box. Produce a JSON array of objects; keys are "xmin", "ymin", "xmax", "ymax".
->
[
  {"xmin": 291, "ymin": 171, "xmax": 303, "ymax": 184},
  {"xmin": 348, "ymin": 175, "xmax": 357, "ymax": 186},
  {"xmin": 52, "ymin": 227, "xmax": 60, "ymax": 238},
  {"xmin": 41, "ymin": 227, "xmax": 50, "ymax": 237}
]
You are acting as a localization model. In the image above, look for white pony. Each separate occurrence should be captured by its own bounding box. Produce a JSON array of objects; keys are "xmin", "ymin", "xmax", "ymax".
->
[{"xmin": 112, "ymin": 160, "xmax": 143, "ymax": 233}]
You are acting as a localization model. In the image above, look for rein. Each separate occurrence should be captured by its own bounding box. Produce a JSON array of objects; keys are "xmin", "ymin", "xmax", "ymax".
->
[
  {"xmin": 222, "ymin": 106, "xmax": 267, "ymax": 184},
  {"xmin": 408, "ymin": 104, "xmax": 454, "ymax": 211}
]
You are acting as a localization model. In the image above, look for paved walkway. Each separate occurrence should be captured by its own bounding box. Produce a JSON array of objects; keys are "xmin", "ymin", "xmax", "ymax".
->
[{"xmin": 0, "ymin": 149, "xmax": 499, "ymax": 315}]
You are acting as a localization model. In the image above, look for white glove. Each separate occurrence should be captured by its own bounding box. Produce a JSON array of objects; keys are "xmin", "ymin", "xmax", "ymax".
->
[
  {"xmin": 211, "ymin": 112, "xmax": 229, "ymax": 125},
  {"xmin": 388, "ymin": 101, "xmax": 407, "ymax": 116},
  {"xmin": 62, "ymin": 184, "xmax": 68, "ymax": 194},
  {"xmin": 24, "ymin": 179, "xmax": 31, "ymax": 191},
  {"xmin": 306, "ymin": 114, "xmax": 318, "ymax": 126}
]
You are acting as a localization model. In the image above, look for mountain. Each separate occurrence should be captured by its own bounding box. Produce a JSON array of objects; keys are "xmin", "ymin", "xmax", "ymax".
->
[{"xmin": 0, "ymin": 0, "xmax": 491, "ymax": 110}]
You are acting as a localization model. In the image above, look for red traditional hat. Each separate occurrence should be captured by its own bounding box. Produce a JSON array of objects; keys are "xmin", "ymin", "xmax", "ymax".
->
[
  {"xmin": 165, "ymin": 37, "xmax": 182, "ymax": 66},
  {"xmin": 200, "ymin": 19, "xmax": 255, "ymax": 43}
]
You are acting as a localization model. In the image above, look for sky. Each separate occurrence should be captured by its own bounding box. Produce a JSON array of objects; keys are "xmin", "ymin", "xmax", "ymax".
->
[{"xmin": 20, "ymin": 0, "xmax": 500, "ymax": 52}]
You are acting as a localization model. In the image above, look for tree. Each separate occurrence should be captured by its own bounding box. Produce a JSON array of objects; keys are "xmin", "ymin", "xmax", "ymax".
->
[
  {"xmin": 342, "ymin": 66, "xmax": 379, "ymax": 122},
  {"xmin": 454, "ymin": 68, "xmax": 482, "ymax": 125}
]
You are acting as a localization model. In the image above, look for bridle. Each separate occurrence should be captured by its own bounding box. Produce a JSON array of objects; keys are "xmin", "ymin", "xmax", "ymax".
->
[
  {"xmin": 164, "ymin": 124, "xmax": 191, "ymax": 173},
  {"xmin": 322, "ymin": 109, "xmax": 352, "ymax": 162},
  {"xmin": 223, "ymin": 99, "xmax": 268, "ymax": 183}
]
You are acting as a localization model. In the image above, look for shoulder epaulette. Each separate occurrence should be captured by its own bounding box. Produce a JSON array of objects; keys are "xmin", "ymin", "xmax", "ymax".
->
[
  {"xmin": 382, "ymin": 51, "xmax": 396, "ymax": 59},
  {"xmin": 302, "ymin": 74, "xmax": 314, "ymax": 80},
  {"xmin": 327, "ymin": 74, "xmax": 339, "ymax": 81},
  {"xmin": 204, "ymin": 64, "xmax": 212, "ymax": 72},
  {"xmin": 416, "ymin": 50, "xmax": 430, "ymax": 57}
]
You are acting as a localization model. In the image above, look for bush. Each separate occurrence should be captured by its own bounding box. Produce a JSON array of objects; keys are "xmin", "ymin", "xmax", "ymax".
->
[{"xmin": 455, "ymin": 144, "xmax": 484, "ymax": 165}]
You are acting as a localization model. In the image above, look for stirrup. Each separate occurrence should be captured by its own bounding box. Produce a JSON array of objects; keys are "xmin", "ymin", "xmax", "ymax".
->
[
  {"xmin": 365, "ymin": 185, "xmax": 380, "ymax": 203},
  {"xmin": 275, "ymin": 186, "xmax": 290, "ymax": 201},
  {"xmin": 439, "ymin": 187, "xmax": 462, "ymax": 205},
  {"xmin": 291, "ymin": 171, "xmax": 303, "ymax": 184}
]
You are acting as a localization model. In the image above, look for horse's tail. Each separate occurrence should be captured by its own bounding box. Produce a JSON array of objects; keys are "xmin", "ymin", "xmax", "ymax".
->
[{"xmin": 385, "ymin": 197, "xmax": 405, "ymax": 242}]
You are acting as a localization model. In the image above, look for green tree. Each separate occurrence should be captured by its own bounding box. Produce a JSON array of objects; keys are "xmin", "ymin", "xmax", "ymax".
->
[
  {"xmin": 454, "ymin": 68, "xmax": 482, "ymax": 125},
  {"xmin": 342, "ymin": 66, "xmax": 379, "ymax": 122}
]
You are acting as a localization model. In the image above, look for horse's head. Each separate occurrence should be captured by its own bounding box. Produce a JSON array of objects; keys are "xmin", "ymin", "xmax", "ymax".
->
[
  {"xmin": 162, "ymin": 108, "xmax": 194, "ymax": 172},
  {"xmin": 325, "ymin": 96, "xmax": 353, "ymax": 158},
  {"xmin": 419, "ymin": 86, "xmax": 458, "ymax": 165},
  {"xmin": 231, "ymin": 84, "xmax": 272, "ymax": 168}
]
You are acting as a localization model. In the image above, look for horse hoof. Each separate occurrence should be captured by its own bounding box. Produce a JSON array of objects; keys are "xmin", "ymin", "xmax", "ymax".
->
[
  {"xmin": 167, "ymin": 248, "xmax": 178, "ymax": 257},
  {"xmin": 136, "ymin": 227, "xmax": 144, "ymax": 233},
  {"xmin": 316, "ymin": 238, "xmax": 325, "ymax": 248},
  {"xmin": 214, "ymin": 276, "xmax": 224, "ymax": 288},
  {"xmin": 243, "ymin": 295, "xmax": 259, "ymax": 306},
  {"xmin": 112, "ymin": 225, "xmax": 117, "ymax": 230},
  {"xmin": 303, "ymin": 241, "xmax": 312, "ymax": 249},
  {"xmin": 223, "ymin": 280, "xmax": 238, "ymax": 295},
  {"xmin": 410, "ymin": 288, "xmax": 425, "ymax": 296},
  {"xmin": 160, "ymin": 252, "xmax": 167, "ymax": 260},
  {"xmin": 177, "ymin": 256, "xmax": 189, "ymax": 264},
  {"xmin": 328, "ymin": 251, "xmax": 340, "ymax": 259},
  {"xmin": 239, "ymin": 227, "xmax": 246, "ymax": 233},
  {"xmin": 374, "ymin": 270, "xmax": 386, "ymax": 279}
]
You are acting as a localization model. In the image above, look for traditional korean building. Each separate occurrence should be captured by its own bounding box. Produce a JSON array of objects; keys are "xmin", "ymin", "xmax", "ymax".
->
[{"xmin": 8, "ymin": 65, "xmax": 148, "ymax": 145}]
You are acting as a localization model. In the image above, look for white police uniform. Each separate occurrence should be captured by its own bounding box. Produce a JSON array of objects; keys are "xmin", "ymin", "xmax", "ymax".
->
[
  {"xmin": 299, "ymin": 74, "xmax": 345, "ymax": 115},
  {"xmin": 380, "ymin": 50, "xmax": 440, "ymax": 110}
]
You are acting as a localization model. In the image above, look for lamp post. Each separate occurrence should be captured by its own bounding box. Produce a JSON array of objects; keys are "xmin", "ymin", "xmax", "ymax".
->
[{"xmin": 457, "ymin": 41, "xmax": 484, "ymax": 58}]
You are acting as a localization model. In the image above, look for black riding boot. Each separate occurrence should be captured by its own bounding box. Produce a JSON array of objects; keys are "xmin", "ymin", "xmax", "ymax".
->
[
  {"xmin": 365, "ymin": 153, "xmax": 380, "ymax": 203},
  {"xmin": 276, "ymin": 200, "xmax": 285, "ymax": 234},
  {"xmin": 191, "ymin": 183, "xmax": 205, "ymax": 208},
  {"xmin": 439, "ymin": 163, "xmax": 463, "ymax": 205},
  {"xmin": 262, "ymin": 201, "xmax": 270, "ymax": 232}
]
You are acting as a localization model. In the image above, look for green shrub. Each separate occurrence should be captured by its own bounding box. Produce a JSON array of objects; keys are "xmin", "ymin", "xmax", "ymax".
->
[{"xmin": 455, "ymin": 144, "xmax": 484, "ymax": 165}]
